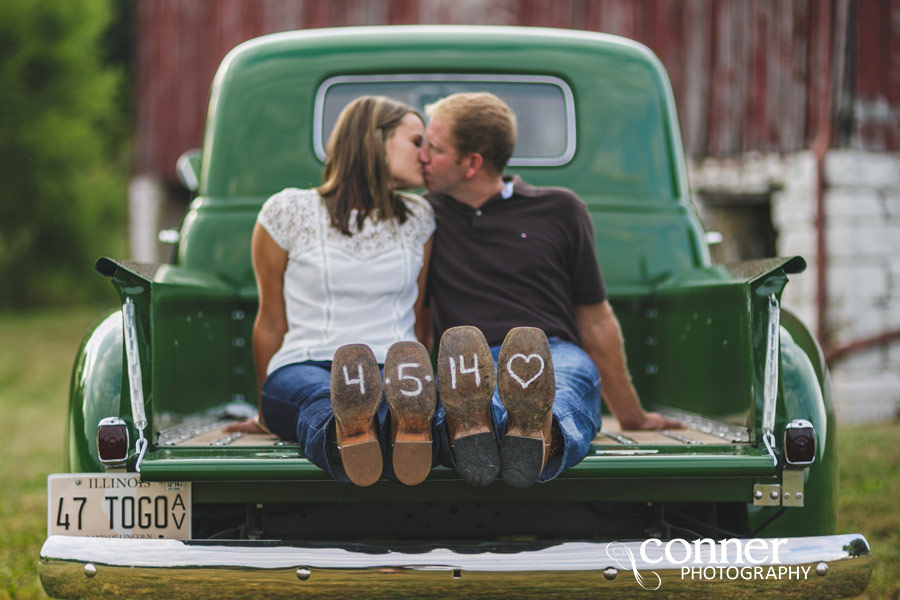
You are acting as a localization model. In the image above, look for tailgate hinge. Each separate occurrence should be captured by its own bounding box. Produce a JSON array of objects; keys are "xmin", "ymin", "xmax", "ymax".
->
[{"xmin": 753, "ymin": 469, "xmax": 805, "ymax": 507}]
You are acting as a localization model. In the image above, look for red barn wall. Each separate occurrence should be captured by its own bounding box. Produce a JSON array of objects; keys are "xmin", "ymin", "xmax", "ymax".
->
[{"xmin": 135, "ymin": 0, "xmax": 897, "ymax": 180}]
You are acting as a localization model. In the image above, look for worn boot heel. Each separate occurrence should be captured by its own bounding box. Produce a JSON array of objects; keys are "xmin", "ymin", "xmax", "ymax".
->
[
  {"xmin": 337, "ymin": 440, "xmax": 383, "ymax": 487},
  {"xmin": 499, "ymin": 437, "xmax": 546, "ymax": 488},
  {"xmin": 438, "ymin": 326, "xmax": 499, "ymax": 486},
  {"xmin": 452, "ymin": 433, "xmax": 501, "ymax": 486},
  {"xmin": 391, "ymin": 441, "xmax": 433, "ymax": 485},
  {"xmin": 498, "ymin": 327, "xmax": 555, "ymax": 488},
  {"xmin": 384, "ymin": 341, "xmax": 436, "ymax": 486},
  {"xmin": 331, "ymin": 344, "xmax": 384, "ymax": 487}
]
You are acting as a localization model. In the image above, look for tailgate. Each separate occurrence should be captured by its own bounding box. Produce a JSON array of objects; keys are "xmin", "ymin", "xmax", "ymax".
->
[{"xmin": 137, "ymin": 408, "xmax": 774, "ymax": 503}]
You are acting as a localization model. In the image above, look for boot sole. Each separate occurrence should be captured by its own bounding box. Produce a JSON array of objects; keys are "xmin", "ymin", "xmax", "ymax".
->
[
  {"xmin": 331, "ymin": 344, "xmax": 383, "ymax": 487},
  {"xmin": 497, "ymin": 327, "xmax": 555, "ymax": 488},
  {"xmin": 437, "ymin": 326, "xmax": 499, "ymax": 486},
  {"xmin": 384, "ymin": 341, "xmax": 436, "ymax": 485}
]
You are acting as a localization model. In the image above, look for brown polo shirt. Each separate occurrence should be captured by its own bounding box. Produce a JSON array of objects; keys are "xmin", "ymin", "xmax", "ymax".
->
[{"xmin": 426, "ymin": 176, "xmax": 607, "ymax": 346}]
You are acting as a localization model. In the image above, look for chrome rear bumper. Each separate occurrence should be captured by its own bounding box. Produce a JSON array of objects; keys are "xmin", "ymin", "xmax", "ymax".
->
[{"xmin": 40, "ymin": 533, "xmax": 871, "ymax": 599}]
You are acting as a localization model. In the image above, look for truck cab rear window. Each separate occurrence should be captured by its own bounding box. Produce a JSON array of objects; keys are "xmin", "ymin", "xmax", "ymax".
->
[{"xmin": 314, "ymin": 75, "xmax": 575, "ymax": 167}]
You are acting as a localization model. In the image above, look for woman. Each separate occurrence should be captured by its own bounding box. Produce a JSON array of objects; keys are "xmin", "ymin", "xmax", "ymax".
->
[{"xmin": 226, "ymin": 96, "xmax": 436, "ymax": 487}]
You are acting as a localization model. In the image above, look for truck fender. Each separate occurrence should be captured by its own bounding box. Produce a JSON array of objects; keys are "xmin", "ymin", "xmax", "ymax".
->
[
  {"xmin": 748, "ymin": 311, "xmax": 837, "ymax": 537},
  {"xmin": 65, "ymin": 310, "xmax": 123, "ymax": 473}
]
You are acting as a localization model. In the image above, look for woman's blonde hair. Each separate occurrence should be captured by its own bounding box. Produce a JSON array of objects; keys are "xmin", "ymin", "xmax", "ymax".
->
[{"xmin": 318, "ymin": 95, "xmax": 422, "ymax": 235}]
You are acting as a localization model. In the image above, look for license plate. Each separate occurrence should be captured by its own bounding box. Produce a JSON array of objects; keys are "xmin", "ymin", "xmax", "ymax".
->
[{"xmin": 48, "ymin": 473, "xmax": 191, "ymax": 539}]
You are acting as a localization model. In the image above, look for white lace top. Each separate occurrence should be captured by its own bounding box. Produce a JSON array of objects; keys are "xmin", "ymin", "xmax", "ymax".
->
[{"xmin": 258, "ymin": 188, "xmax": 435, "ymax": 372}]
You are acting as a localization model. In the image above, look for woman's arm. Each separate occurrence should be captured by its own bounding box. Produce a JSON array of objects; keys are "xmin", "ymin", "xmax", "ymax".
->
[
  {"xmin": 414, "ymin": 236, "xmax": 434, "ymax": 350},
  {"xmin": 224, "ymin": 223, "xmax": 288, "ymax": 433}
]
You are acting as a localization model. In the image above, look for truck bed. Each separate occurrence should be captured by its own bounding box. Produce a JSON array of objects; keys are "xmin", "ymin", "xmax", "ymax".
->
[{"xmin": 157, "ymin": 409, "xmax": 750, "ymax": 449}]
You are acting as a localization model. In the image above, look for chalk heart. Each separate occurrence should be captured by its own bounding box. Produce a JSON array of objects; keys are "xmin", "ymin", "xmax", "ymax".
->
[{"xmin": 506, "ymin": 353, "xmax": 545, "ymax": 389}]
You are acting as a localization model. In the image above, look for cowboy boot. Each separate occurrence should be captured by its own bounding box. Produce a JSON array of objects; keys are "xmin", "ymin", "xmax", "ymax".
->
[
  {"xmin": 437, "ymin": 326, "xmax": 499, "ymax": 486},
  {"xmin": 497, "ymin": 327, "xmax": 555, "ymax": 488},
  {"xmin": 384, "ymin": 340, "xmax": 436, "ymax": 485},
  {"xmin": 330, "ymin": 344, "xmax": 383, "ymax": 486}
]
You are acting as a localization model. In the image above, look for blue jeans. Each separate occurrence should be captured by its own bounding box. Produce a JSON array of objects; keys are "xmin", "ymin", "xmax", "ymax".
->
[
  {"xmin": 438, "ymin": 339, "xmax": 603, "ymax": 482},
  {"xmin": 261, "ymin": 361, "xmax": 445, "ymax": 485}
]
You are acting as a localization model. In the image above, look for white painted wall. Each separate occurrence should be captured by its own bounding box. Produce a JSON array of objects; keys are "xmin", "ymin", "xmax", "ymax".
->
[
  {"xmin": 128, "ymin": 175, "xmax": 185, "ymax": 264},
  {"xmin": 689, "ymin": 150, "xmax": 900, "ymax": 424},
  {"xmin": 128, "ymin": 175, "xmax": 165, "ymax": 263}
]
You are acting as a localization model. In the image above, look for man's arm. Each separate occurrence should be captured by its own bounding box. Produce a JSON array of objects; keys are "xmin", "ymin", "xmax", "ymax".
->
[{"xmin": 575, "ymin": 301, "xmax": 682, "ymax": 430}]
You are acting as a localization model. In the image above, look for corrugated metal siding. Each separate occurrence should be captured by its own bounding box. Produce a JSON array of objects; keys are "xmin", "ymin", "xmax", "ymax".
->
[
  {"xmin": 853, "ymin": 0, "xmax": 900, "ymax": 149},
  {"xmin": 135, "ymin": 0, "xmax": 897, "ymax": 180}
]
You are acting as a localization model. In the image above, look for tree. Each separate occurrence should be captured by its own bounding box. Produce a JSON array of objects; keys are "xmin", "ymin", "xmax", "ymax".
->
[
  {"xmin": 0, "ymin": 0, "xmax": 126, "ymax": 308},
  {"xmin": 842, "ymin": 537, "xmax": 869, "ymax": 558}
]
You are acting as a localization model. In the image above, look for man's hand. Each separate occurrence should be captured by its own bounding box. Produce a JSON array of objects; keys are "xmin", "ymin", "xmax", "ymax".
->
[
  {"xmin": 223, "ymin": 417, "xmax": 269, "ymax": 434},
  {"xmin": 619, "ymin": 411, "xmax": 684, "ymax": 431}
]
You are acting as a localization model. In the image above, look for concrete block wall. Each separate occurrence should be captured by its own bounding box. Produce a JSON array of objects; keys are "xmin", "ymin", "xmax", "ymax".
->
[
  {"xmin": 689, "ymin": 150, "xmax": 900, "ymax": 424},
  {"xmin": 823, "ymin": 151, "xmax": 900, "ymax": 423}
]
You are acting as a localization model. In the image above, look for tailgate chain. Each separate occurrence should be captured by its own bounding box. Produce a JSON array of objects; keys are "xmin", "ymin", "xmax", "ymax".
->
[{"xmin": 123, "ymin": 298, "xmax": 149, "ymax": 473}]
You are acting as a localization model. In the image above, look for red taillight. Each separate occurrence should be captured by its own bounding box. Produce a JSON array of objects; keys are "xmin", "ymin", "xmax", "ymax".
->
[
  {"xmin": 784, "ymin": 419, "xmax": 816, "ymax": 466},
  {"xmin": 97, "ymin": 417, "xmax": 129, "ymax": 465}
]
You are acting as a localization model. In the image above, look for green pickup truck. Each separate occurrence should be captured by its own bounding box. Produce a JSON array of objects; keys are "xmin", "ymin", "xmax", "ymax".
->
[{"xmin": 40, "ymin": 26, "xmax": 871, "ymax": 599}]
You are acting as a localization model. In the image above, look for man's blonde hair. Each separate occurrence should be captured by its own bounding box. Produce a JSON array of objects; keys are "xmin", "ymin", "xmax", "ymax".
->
[{"xmin": 425, "ymin": 92, "xmax": 517, "ymax": 175}]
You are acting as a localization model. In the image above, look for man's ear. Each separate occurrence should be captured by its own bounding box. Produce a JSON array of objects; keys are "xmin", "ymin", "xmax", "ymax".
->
[{"xmin": 462, "ymin": 153, "xmax": 484, "ymax": 179}]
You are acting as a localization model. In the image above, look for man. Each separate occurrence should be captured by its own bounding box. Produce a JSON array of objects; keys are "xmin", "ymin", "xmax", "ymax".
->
[{"xmin": 420, "ymin": 92, "xmax": 681, "ymax": 488}]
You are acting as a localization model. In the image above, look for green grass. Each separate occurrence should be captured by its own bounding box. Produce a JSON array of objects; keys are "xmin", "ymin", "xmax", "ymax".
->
[
  {"xmin": 0, "ymin": 306, "xmax": 897, "ymax": 599},
  {"xmin": 838, "ymin": 422, "xmax": 900, "ymax": 599},
  {"xmin": 0, "ymin": 306, "xmax": 113, "ymax": 600}
]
